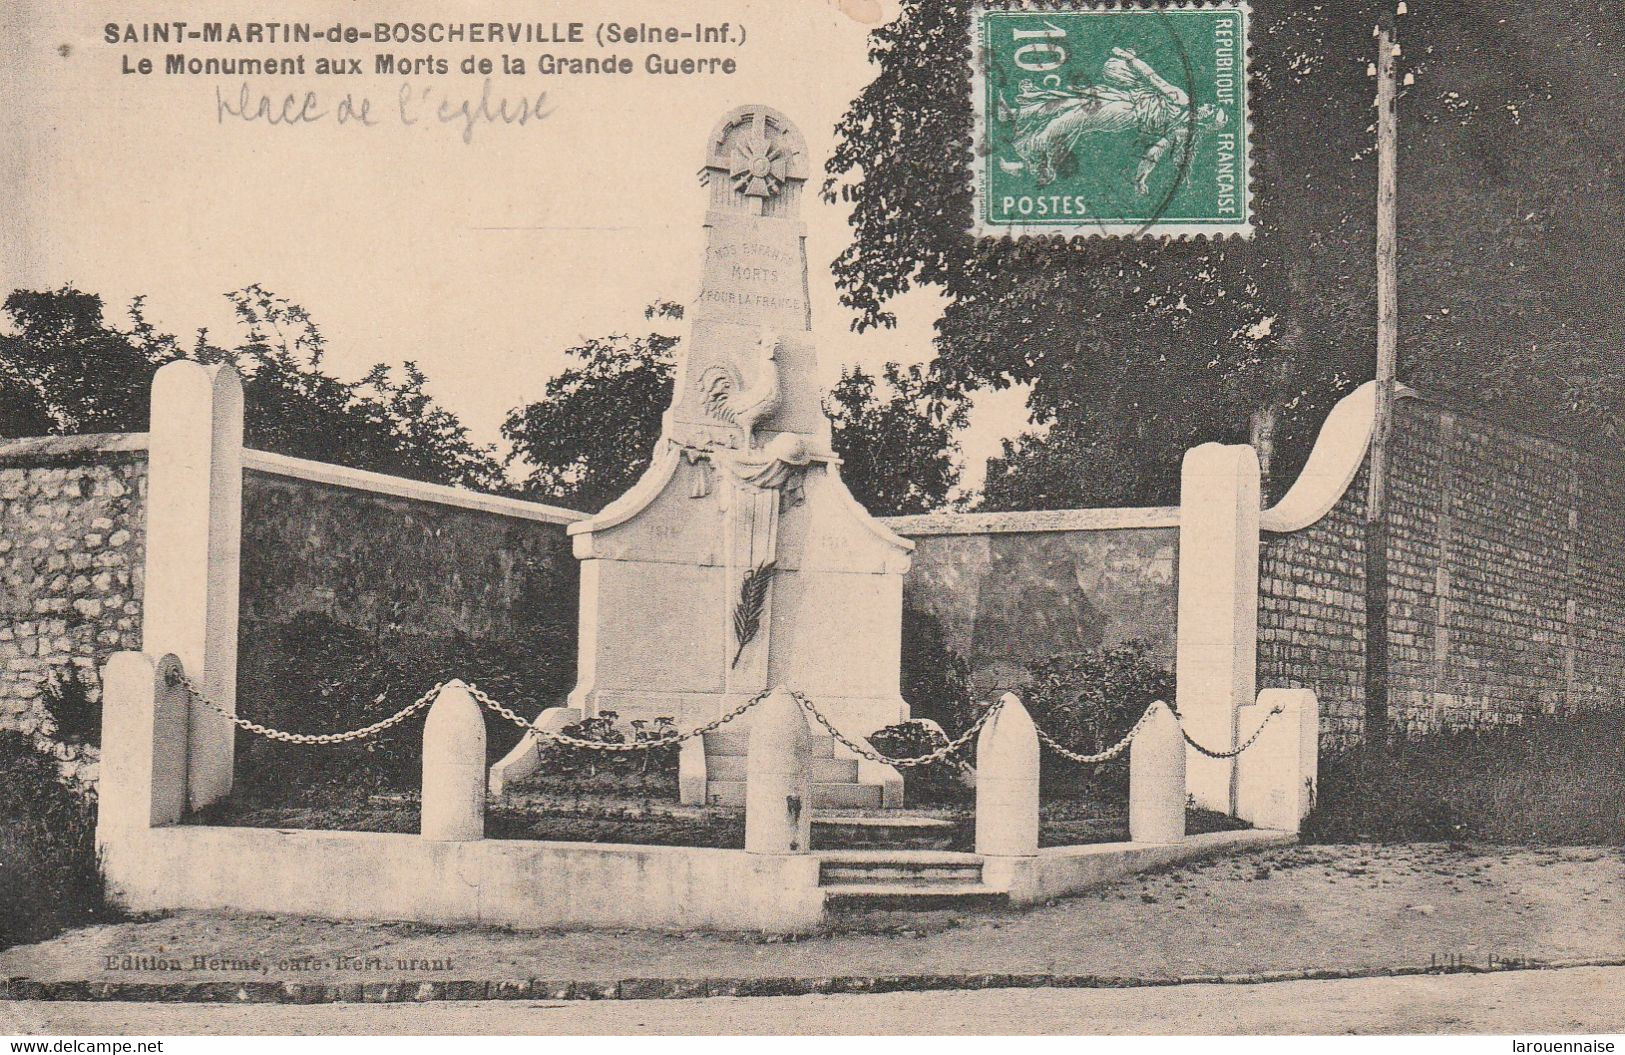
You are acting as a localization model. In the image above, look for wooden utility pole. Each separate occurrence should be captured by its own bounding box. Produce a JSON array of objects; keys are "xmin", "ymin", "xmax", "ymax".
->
[{"xmin": 1365, "ymin": 18, "xmax": 1400, "ymax": 735}]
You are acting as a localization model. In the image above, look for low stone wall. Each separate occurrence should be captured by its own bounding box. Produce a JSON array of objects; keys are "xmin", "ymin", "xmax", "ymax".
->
[
  {"xmin": 886, "ymin": 508, "xmax": 1180, "ymax": 693},
  {"xmin": 0, "ymin": 434, "xmax": 148, "ymax": 782},
  {"xmin": 101, "ymin": 826, "xmax": 827, "ymax": 933}
]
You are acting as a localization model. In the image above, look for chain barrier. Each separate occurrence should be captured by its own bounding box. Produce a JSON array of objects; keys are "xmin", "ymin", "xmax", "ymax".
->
[
  {"xmin": 1181, "ymin": 705, "xmax": 1285, "ymax": 759},
  {"xmin": 789, "ymin": 690, "xmax": 1004, "ymax": 768},
  {"xmin": 172, "ymin": 671, "xmax": 767, "ymax": 751},
  {"xmin": 1032, "ymin": 701, "xmax": 1162, "ymax": 764},
  {"xmin": 174, "ymin": 668, "xmax": 1282, "ymax": 765},
  {"xmin": 172, "ymin": 672, "xmax": 445, "ymax": 745}
]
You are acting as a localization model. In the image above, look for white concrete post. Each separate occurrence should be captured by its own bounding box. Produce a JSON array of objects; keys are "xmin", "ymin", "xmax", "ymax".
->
[
  {"xmin": 745, "ymin": 686, "xmax": 812, "ymax": 854},
  {"xmin": 975, "ymin": 692, "xmax": 1039, "ymax": 857},
  {"xmin": 678, "ymin": 735, "xmax": 708, "ymax": 807},
  {"xmin": 421, "ymin": 681, "xmax": 487, "ymax": 841},
  {"xmin": 1175, "ymin": 442, "xmax": 1261, "ymax": 814},
  {"xmin": 142, "ymin": 361, "xmax": 244, "ymax": 811},
  {"xmin": 1128, "ymin": 701, "xmax": 1186, "ymax": 844},
  {"xmin": 96, "ymin": 652, "xmax": 189, "ymax": 844},
  {"xmin": 1235, "ymin": 688, "xmax": 1320, "ymax": 832}
]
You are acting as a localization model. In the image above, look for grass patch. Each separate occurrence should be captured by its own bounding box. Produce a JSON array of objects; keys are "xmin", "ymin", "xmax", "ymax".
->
[
  {"xmin": 1303, "ymin": 707, "xmax": 1625, "ymax": 844},
  {"xmin": 0, "ymin": 732, "xmax": 121, "ymax": 951}
]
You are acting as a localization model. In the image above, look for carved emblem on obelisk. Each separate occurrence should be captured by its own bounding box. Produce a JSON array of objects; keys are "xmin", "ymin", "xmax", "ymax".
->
[
  {"xmin": 730, "ymin": 137, "xmax": 789, "ymax": 200},
  {"xmin": 698, "ymin": 106, "xmax": 809, "ymax": 217}
]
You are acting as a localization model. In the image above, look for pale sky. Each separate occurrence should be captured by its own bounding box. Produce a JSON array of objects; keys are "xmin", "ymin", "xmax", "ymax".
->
[{"xmin": 0, "ymin": 0, "xmax": 1031, "ymax": 493}]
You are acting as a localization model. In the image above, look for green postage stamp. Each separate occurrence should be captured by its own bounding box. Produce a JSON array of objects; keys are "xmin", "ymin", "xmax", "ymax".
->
[{"xmin": 971, "ymin": 3, "xmax": 1252, "ymax": 238}]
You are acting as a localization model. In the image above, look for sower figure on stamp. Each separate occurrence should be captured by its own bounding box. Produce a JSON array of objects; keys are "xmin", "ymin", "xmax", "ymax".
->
[{"xmin": 1000, "ymin": 47, "xmax": 1229, "ymax": 192}]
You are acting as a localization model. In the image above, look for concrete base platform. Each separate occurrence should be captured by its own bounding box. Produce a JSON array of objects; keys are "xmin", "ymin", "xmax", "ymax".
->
[
  {"xmin": 982, "ymin": 829, "xmax": 1297, "ymax": 906},
  {"xmin": 98, "ymin": 822, "xmax": 1292, "ymax": 934},
  {"xmin": 812, "ymin": 814, "xmax": 957, "ymax": 850}
]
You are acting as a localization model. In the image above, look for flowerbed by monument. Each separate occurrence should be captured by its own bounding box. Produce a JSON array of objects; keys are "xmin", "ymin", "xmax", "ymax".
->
[{"xmin": 184, "ymin": 781, "xmax": 1246, "ymax": 851}]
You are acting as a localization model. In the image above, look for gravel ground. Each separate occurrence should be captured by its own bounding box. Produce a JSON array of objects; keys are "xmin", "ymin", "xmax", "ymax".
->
[{"xmin": 3, "ymin": 843, "xmax": 1621, "ymax": 987}]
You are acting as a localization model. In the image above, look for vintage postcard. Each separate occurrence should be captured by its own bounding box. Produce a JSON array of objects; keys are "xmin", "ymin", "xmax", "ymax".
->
[{"xmin": 0, "ymin": 0, "xmax": 1622, "ymax": 1045}]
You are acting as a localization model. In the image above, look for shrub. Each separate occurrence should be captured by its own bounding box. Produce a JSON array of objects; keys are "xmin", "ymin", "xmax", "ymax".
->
[
  {"xmin": 867, "ymin": 720, "xmax": 970, "ymax": 804},
  {"xmin": 1022, "ymin": 640, "xmax": 1176, "ymax": 797},
  {"xmin": 899, "ymin": 606, "xmax": 977, "ymax": 736},
  {"xmin": 232, "ymin": 611, "xmax": 573, "ymax": 802},
  {"xmin": 1303, "ymin": 707, "xmax": 1625, "ymax": 844},
  {"xmin": 41, "ymin": 664, "xmax": 99, "ymax": 748},
  {"xmin": 0, "ymin": 732, "xmax": 116, "ymax": 951},
  {"xmin": 525, "ymin": 712, "xmax": 680, "ymax": 792}
]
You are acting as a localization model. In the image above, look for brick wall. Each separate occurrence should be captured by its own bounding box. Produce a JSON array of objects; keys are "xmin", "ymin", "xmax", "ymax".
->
[
  {"xmin": 0, "ymin": 436, "xmax": 148, "ymax": 782},
  {"xmin": 1259, "ymin": 394, "xmax": 1625, "ymax": 751},
  {"xmin": 1257, "ymin": 461, "xmax": 1368, "ymax": 749}
]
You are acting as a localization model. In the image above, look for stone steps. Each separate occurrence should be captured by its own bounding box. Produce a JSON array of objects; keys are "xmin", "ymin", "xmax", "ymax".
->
[
  {"xmin": 706, "ymin": 754, "xmax": 858, "ymax": 784},
  {"xmin": 820, "ymin": 884, "xmax": 1009, "ymax": 911},
  {"xmin": 811, "ymin": 815, "xmax": 958, "ymax": 851},
  {"xmin": 703, "ymin": 728, "xmax": 836, "ymax": 758},
  {"xmin": 705, "ymin": 780, "xmax": 882, "ymax": 810},
  {"xmin": 816, "ymin": 851, "xmax": 1000, "ymax": 910},
  {"xmin": 702, "ymin": 720, "xmax": 884, "ymax": 812},
  {"xmin": 820, "ymin": 861, "xmax": 982, "ymax": 885}
]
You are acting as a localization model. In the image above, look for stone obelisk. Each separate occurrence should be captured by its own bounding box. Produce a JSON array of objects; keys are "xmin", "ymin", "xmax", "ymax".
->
[{"xmin": 565, "ymin": 105, "xmax": 914, "ymax": 806}]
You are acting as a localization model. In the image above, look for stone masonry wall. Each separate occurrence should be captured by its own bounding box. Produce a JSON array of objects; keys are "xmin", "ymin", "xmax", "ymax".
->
[
  {"xmin": 1260, "ymin": 395, "xmax": 1625, "ymax": 752},
  {"xmin": 0, "ymin": 438, "xmax": 147, "ymax": 783}
]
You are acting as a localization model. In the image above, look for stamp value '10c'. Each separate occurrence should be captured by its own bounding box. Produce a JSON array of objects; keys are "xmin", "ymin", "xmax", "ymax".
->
[{"xmin": 971, "ymin": 3, "xmax": 1252, "ymax": 238}]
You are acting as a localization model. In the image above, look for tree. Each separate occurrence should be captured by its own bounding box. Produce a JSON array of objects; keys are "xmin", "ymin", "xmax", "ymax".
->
[
  {"xmin": 0, "ymin": 284, "xmax": 503, "ymax": 491},
  {"xmin": 503, "ymin": 302, "xmax": 963, "ymax": 515},
  {"xmin": 827, "ymin": 361, "xmax": 965, "ymax": 515},
  {"xmin": 0, "ymin": 288, "xmax": 172, "ymax": 437},
  {"xmin": 197, "ymin": 285, "xmax": 503, "ymax": 491},
  {"xmin": 502, "ymin": 301, "xmax": 684, "ymax": 513},
  {"xmin": 825, "ymin": 1, "xmax": 1625, "ymax": 508}
]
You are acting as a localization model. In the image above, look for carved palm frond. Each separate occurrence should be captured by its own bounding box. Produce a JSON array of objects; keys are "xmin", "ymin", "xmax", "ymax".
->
[{"xmin": 731, "ymin": 560, "xmax": 777, "ymax": 667}]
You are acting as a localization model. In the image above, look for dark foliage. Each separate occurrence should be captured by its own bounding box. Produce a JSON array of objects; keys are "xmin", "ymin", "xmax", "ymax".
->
[
  {"xmin": 502, "ymin": 302, "xmax": 684, "ymax": 513},
  {"xmin": 867, "ymin": 720, "xmax": 970, "ymax": 805},
  {"xmin": 0, "ymin": 289, "xmax": 161, "ymax": 436},
  {"xmin": 531, "ymin": 712, "xmax": 680, "ymax": 789},
  {"xmin": 891, "ymin": 606, "xmax": 981, "ymax": 803},
  {"xmin": 899, "ymin": 605, "xmax": 977, "ymax": 735},
  {"xmin": 0, "ymin": 733, "xmax": 117, "ymax": 951},
  {"xmin": 1021, "ymin": 641, "xmax": 1176, "ymax": 795},
  {"xmin": 1304, "ymin": 708, "xmax": 1625, "ymax": 844},
  {"xmin": 228, "ymin": 612, "xmax": 574, "ymax": 802},
  {"xmin": 827, "ymin": 363, "xmax": 966, "ymax": 515},
  {"xmin": 41, "ymin": 664, "xmax": 99, "ymax": 748},
  {"xmin": 826, "ymin": 1, "xmax": 1625, "ymax": 506},
  {"xmin": 0, "ymin": 285, "xmax": 503, "ymax": 492}
]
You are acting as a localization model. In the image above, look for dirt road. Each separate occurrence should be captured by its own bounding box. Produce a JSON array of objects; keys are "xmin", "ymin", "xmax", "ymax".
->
[{"xmin": 4, "ymin": 966, "xmax": 1623, "ymax": 1035}]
